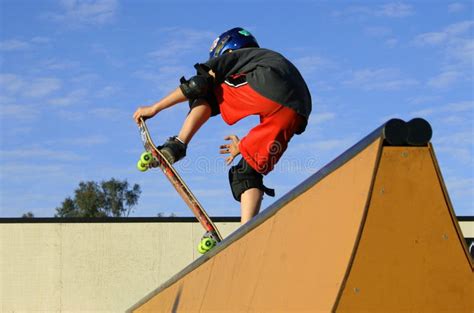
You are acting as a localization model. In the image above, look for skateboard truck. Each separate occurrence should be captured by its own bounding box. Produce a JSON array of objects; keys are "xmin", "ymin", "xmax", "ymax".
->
[{"xmin": 198, "ymin": 231, "xmax": 220, "ymax": 254}]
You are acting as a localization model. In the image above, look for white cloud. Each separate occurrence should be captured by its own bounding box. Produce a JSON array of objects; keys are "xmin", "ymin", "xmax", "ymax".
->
[
  {"xmin": 45, "ymin": 135, "xmax": 109, "ymax": 147},
  {"xmin": 410, "ymin": 100, "xmax": 473, "ymax": 121},
  {"xmin": 39, "ymin": 58, "xmax": 79, "ymax": 71},
  {"xmin": 445, "ymin": 177, "xmax": 474, "ymax": 198},
  {"xmin": 414, "ymin": 21, "xmax": 474, "ymax": 47},
  {"xmin": 91, "ymin": 43, "xmax": 124, "ymax": 67},
  {"xmin": 0, "ymin": 37, "xmax": 51, "ymax": 52},
  {"xmin": 409, "ymin": 108, "xmax": 436, "ymax": 118},
  {"xmin": 0, "ymin": 104, "xmax": 40, "ymax": 120},
  {"xmin": 48, "ymin": 89, "xmax": 88, "ymax": 106},
  {"xmin": 449, "ymin": 38, "xmax": 473, "ymax": 65},
  {"xmin": 413, "ymin": 21, "xmax": 473, "ymax": 88},
  {"xmin": 377, "ymin": 2, "xmax": 414, "ymax": 18},
  {"xmin": 437, "ymin": 130, "xmax": 473, "ymax": 146},
  {"xmin": 89, "ymin": 107, "xmax": 128, "ymax": 120},
  {"xmin": 316, "ymin": 139, "xmax": 351, "ymax": 151},
  {"xmin": 448, "ymin": 2, "xmax": 466, "ymax": 13},
  {"xmin": 1, "ymin": 74, "xmax": 62, "ymax": 98},
  {"xmin": 437, "ymin": 145, "xmax": 473, "ymax": 165},
  {"xmin": 385, "ymin": 38, "xmax": 399, "ymax": 48},
  {"xmin": 309, "ymin": 112, "xmax": 336, "ymax": 125},
  {"xmin": 343, "ymin": 68, "xmax": 418, "ymax": 91},
  {"xmin": 24, "ymin": 78, "xmax": 62, "ymax": 98},
  {"xmin": 300, "ymin": 138, "xmax": 353, "ymax": 152},
  {"xmin": 133, "ymin": 65, "xmax": 189, "ymax": 93},
  {"xmin": 293, "ymin": 55, "xmax": 333, "ymax": 75},
  {"xmin": 0, "ymin": 74, "xmax": 24, "ymax": 94},
  {"xmin": 445, "ymin": 101, "xmax": 474, "ymax": 112},
  {"xmin": 47, "ymin": 0, "xmax": 118, "ymax": 26},
  {"xmin": 407, "ymin": 95, "xmax": 441, "ymax": 105},
  {"xmin": 0, "ymin": 147, "xmax": 86, "ymax": 161},
  {"xmin": 30, "ymin": 37, "xmax": 51, "ymax": 44},
  {"xmin": 0, "ymin": 39, "xmax": 30, "ymax": 51},
  {"xmin": 96, "ymin": 85, "xmax": 118, "ymax": 98},
  {"xmin": 148, "ymin": 27, "xmax": 214, "ymax": 63},
  {"xmin": 364, "ymin": 26, "xmax": 392, "ymax": 37},
  {"xmin": 333, "ymin": 2, "xmax": 414, "ymax": 19},
  {"xmin": 427, "ymin": 70, "xmax": 462, "ymax": 89}
]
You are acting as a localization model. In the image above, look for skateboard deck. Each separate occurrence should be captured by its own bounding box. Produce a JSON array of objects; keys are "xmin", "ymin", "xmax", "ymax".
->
[{"xmin": 137, "ymin": 118, "xmax": 222, "ymax": 253}]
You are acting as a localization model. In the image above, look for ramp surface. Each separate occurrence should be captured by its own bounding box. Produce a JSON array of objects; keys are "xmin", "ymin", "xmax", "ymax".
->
[{"xmin": 128, "ymin": 120, "xmax": 474, "ymax": 312}]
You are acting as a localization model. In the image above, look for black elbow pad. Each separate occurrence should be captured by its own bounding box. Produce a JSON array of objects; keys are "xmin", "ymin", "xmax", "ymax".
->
[{"xmin": 179, "ymin": 75, "xmax": 210, "ymax": 100}]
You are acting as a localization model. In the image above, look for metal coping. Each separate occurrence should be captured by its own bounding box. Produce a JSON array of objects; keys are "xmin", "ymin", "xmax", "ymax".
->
[
  {"xmin": 0, "ymin": 217, "xmax": 241, "ymax": 224},
  {"xmin": 127, "ymin": 120, "xmax": 395, "ymax": 312}
]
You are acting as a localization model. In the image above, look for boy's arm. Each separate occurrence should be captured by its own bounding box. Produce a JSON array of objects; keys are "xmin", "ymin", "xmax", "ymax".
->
[{"xmin": 133, "ymin": 87, "xmax": 187, "ymax": 124}]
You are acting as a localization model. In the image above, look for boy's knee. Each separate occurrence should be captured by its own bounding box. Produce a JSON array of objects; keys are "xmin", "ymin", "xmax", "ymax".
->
[
  {"xmin": 228, "ymin": 158, "xmax": 275, "ymax": 202},
  {"xmin": 188, "ymin": 99, "xmax": 212, "ymax": 119},
  {"xmin": 190, "ymin": 98, "xmax": 210, "ymax": 109}
]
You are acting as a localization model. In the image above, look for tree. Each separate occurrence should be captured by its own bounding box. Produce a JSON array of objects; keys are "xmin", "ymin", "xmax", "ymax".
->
[
  {"xmin": 22, "ymin": 212, "xmax": 35, "ymax": 218},
  {"xmin": 55, "ymin": 178, "xmax": 141, "ymax": 218},
  {"xmin": 157, "ymin": 212, "xmax": 177, "ymax": 217}
]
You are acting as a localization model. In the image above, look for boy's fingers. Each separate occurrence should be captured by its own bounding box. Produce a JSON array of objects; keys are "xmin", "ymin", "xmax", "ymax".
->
[{"xmin": 224, "ymin": 134, "xmax": 239, "ymax": 142}]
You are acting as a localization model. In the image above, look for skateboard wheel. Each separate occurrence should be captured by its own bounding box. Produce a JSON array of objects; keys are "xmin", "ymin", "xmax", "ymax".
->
[
  {"xmin": 200, "ymin": 237, "xmax": 216, "ymax": 253},
  {"xmin": 197, "ymin": 238, "xmax": 216, "ymax": 254},
  {"xmin": 137, "ymin": 160, "xmax": 148, "ymax": 172},
  {"xmin": 140, "ymin": 151, "xmax": 153, "ymax": 165},
  {"xmin": 197, "ymin": 243, "xmax": 207, "ymax": 254}
]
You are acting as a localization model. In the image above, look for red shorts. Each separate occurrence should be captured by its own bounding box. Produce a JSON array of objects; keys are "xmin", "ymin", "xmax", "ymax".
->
[{"xmin": 215, "ymin": 77, "xmax": 305, "ymax": 175}]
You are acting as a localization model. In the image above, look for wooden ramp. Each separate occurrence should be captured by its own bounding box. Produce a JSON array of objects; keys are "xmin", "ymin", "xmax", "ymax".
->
[{"xmin": 128, "ymin": 119, "xmax": 474, "ymax": 313}]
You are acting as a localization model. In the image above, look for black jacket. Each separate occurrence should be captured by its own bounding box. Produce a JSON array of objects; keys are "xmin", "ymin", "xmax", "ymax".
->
[{"xmin": 196, "ymin": 48, "xmax": 312, "ymax": 134}]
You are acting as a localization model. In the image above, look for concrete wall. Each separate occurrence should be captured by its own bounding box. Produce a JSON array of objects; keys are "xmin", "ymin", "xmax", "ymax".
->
[
  {"xmin": 459, "ymin": 220, "xmax": 474, "ymax": 238},
  {"xmin": 459, "ymin": 219, "xmax": 474, "ymax": 257},
  {"xmin": 0, "ymin": 218, "xmax": 240, "ymax": 313}
]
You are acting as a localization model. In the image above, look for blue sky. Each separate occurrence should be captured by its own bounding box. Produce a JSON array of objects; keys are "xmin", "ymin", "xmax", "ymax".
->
[{"xmin": 0, "ymin": 0, "xmax": 472, "ymax": 218}]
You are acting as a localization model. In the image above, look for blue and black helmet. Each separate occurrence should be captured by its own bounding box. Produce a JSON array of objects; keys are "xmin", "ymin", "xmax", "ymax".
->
[{"xmin": 209, "ymin": 27, "xmax": 259, "ymax": 59}]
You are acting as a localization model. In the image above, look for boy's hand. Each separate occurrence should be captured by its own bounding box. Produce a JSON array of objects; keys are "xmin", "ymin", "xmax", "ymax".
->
[
  {"xmin": 133, "ymin": 105, "xmax": 159, "ymax": 124},
  {"xmin": 220, "ymin": 135, "xmax": 241, "ymax": 165}
]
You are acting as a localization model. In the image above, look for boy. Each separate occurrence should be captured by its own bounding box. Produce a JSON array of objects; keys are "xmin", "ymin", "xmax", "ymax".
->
[{"xmin": 133, "ymin": 27, "xmax": 312, "ymax": 224}]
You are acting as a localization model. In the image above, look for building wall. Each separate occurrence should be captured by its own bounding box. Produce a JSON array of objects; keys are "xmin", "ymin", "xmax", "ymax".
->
[{"xmin": 0, "ymin": 218, "xmax": 240, "ymax": 313}]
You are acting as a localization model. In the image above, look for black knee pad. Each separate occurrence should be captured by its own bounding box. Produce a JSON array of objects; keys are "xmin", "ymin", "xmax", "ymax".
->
[{"xmin": 228, "ymin": 158, "xmax": 275, "ymax": 202}]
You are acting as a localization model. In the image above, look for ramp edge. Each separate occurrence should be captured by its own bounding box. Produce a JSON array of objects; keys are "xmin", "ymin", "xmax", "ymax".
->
[
  {"xmin": 428, "ymin": 144, "xmax": 474, "ymax": 269},
  {"xmin": 332, "ymin": 138, "xmax": 384, "ymax": 312}
]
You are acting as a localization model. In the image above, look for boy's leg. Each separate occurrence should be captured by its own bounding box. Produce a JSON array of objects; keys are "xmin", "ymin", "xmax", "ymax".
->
[
  {"xmin": 240, "ymin": 188, "xmax": 263, "ymax": 224},
  {"xmin": 178, "ymin": 100, "xmax": 211, "ymax": 144}
]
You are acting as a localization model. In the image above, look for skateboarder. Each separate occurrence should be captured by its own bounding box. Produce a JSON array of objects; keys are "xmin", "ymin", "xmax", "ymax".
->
[{"xmin": 133, "ymin": 27, "xmax": 312, "ymax": 224}]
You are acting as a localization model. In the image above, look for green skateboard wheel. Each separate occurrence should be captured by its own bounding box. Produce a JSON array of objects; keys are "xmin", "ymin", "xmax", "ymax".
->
[
  {"xmin": 137, "ymin": 160, "xmax": 148, "ymax": 172},
  {"xmin": 198, "ymin": 243, "xmax": 207, "ymax": 254},
  {"xmin": 140, "ymin": 151, "xmax": 153, "ymax": 165},
  {"xmin": 197, "ymin": 238, "xmax": 216, "ymax": 254},
  {"xmin": 199, "ymin": 237, "xmax": 216, "ymax": 253}
]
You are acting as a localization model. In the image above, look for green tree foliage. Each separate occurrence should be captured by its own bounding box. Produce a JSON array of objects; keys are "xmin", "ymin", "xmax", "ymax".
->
[
  {"xmin": 22, "ymin": 212, "xmax": 35, "ymax": 218},
  {"xmin": 55, "ymin": 179, "xmax": 141, "ymax": 218}
]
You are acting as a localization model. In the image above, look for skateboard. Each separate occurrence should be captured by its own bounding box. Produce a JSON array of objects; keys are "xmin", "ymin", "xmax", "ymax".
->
[{"xmin": 136, "ymin": 117, "xmax": 223, "ymax": 253}]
